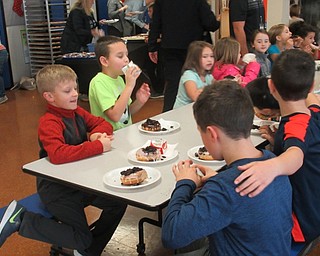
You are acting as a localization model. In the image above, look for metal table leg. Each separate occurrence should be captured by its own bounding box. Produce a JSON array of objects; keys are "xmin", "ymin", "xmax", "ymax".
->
[{"xmin": 136, "ymin": 209, "xmax": 163, "ymax": 254}]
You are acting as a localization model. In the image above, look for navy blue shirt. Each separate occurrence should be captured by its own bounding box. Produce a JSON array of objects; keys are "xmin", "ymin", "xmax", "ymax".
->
[
  {"xmin": 274, "ymin": 105, "xmax": 320, "ymax": 242},
  {"xmin": 162, "ymin": 150, "xmax": 292, "ymax": 255}
]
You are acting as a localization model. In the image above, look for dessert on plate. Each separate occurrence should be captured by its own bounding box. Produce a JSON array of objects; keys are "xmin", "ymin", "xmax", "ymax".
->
[
  {"xmin": 195, "ymin": 146, "xmax": 214, "ymax": 160},
  {"xmin": 120, "ymin": 167, "xmax": 148, "ymax": 186},
  {"xmin": 136, "ymin": 146, "xmax": 162, "ymax": 162},
  {"xmin": 141, "ymin": 118, "xmax": 162, "ymax": 131}
]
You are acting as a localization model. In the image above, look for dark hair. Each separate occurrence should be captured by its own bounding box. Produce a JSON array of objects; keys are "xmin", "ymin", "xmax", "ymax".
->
[
  {"xmin": 246, "ymin": 77, "xmax": 279, "ymax": 110},
  {"xmin": 290, "ymin": 4, "xmax": 301, "ymax": 18},
  {"xmin": 271, "ymin": 49, "xmax": 315, "ymax": 101},
  {"xmin": 193, "ymin": 80, "xmax": 254, "ymax": 139},
  {"xmin": 95, "ymin": 36, "xmax": 126, "ymax": 68},
  {"xmin": 182, "ymin": 41, "xmax": 213, "ymax": 74},
  {"xmin": 250, "ymin": 29, "xmax": 269, "ymax": 45},
  {"xmin": 289, "ymin": 21, "xmax": 317, "ymax": 39}
]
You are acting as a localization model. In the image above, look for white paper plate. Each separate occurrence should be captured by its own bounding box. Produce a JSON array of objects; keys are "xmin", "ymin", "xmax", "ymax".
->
[
  {"xmin": 251, "ymin": 120, "xmax": 278, "ymax": 135},
  {"xmin": 128, "ymin": 143, "xmax": 178, "ymax": 165},
  {"xmin": 129, "ymin": 11, "xmax": 144, "ymax": 15},
  {"xmin": 187, "ymin": 146, "xmax": 225, "ymax": 165},
  {"xmin": 103, "ymin": 166, "xmax": 161, "ymax": 189},
  {"xmin": 138, "ymin": 119, "xmax": 180, "ymax": 134},
  {"xmin": 100, "ymin": 19, "xmax": 119, "ymax": 24}
]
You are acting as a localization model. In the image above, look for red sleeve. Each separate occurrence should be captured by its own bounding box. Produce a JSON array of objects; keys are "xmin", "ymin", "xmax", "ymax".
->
[
  {"xmin": 76, "ymin": 106, "xmax": 113, "ymax": 136},
  {"xmin": 38, "ymin": 113, "xmax": 105, "ymax": 164}
]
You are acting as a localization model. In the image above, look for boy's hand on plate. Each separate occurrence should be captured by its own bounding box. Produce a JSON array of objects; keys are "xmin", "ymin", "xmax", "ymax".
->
[{"xmin": 172, "ymin": 160, "xmax": 202, "ymax": 188}]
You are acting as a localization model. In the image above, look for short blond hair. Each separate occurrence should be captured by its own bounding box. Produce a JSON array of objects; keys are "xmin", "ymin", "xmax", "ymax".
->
[{"xmin": 36, "ymin": 64, "xmax": 77, "ymax": 94}]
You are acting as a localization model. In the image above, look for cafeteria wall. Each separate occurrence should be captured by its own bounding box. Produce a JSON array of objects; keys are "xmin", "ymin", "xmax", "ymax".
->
[{"xmin": 267, "ymin": 0, "xmax": 290, "ymax": 28}]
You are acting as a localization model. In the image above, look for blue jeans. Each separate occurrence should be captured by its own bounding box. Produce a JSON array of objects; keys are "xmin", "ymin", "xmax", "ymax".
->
[{"xmin": 0, "ymin": 48, "xmax": 9, "ymax": 97}]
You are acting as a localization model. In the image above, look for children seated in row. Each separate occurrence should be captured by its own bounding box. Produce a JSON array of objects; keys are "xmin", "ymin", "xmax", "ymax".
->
[
  {"xmin": 235, "ymin": 49, "xmax": 320, "ymax": 244},
  {"xmin": 162, "ymin": 80, "xmax": 292, "ymax": 255},
  {"xmin": 89, "ymin": 36, "xmax": 150, "ymax": 131},
  {"xmin": 212, "ymin": 37, "xmax": 260, "ymax": 87},
  {"xmin": 0, "ymin": 65, "xmax": 127, "ymax": 255},
  {"xmin": 173, "ymin": 41, "xmax": 214, "ymax": 108}
]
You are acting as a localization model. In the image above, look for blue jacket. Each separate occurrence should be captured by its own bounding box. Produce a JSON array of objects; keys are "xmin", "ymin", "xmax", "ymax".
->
[{"xmin": 162, "ymin": 150, "xmax": 292, "ymax": 255}]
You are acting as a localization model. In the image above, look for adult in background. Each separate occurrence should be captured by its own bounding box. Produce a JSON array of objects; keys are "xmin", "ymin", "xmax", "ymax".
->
[
  {"xmin": 124, "ymin": 0, "xmax": 149, "ymax": 35},
  {"xmin": 107, "ymin": 0, "xmax": 132, "ymax": 37},
  {"xmin": 148, "ymin": 0, "xmax": 220, "ymax": 112},
  {"xmin": 60, "ymin": 0, "xmax": 104, "ymax": 53},
  {"xmin": 229, "ymin": 0, "xmax": 265, "ymax": 56},
  {"xmin": 0, "ymin": 41, "xmax": 8, "ymax": 104}
]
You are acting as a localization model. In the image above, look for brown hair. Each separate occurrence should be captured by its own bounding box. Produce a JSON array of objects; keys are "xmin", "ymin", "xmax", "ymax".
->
[
  {"xmin": 214, "ymin": 37, "xmax": 240, "ymax": 65},
  {"xmin": 182, "ymin": 41, "xmax": 214, "ymax": 74},
  {"xmin": 290, "ymin": 4, "xmax": 301, "ymax": 18},
  {"xmin": 271, "ymin": 49, "xmax": 315, "ymax": 101},
  {"xmin": 250, "ymin": 29, "xmax": 270, "ymax": 45},
  {"xmin": 95, "ymin": 36, "xmax": 126, "ymax": 68},
  {"xmin": 36, "ymin": 64, "xmax": 77, "ymax": 94},
  {"xmin": 193, "ymin": 80, "xmax": 254, "ymax": 139},
  {"xmin": 268, "ymin": 24, "xmax": 287, "ymax": 44}
]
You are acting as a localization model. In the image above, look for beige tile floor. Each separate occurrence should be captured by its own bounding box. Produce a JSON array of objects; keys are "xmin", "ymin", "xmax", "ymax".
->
[{"xmin": 0, "ymin": 89, "xmax": 174, "ymax": 255}]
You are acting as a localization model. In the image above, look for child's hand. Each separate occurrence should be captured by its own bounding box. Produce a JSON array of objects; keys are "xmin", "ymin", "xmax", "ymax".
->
[
  {"xmin": 195, "ymin": 164, "xmax": 218, "ymax": 183},
  {"xmin": 98, "ymin": 134, "xmax": 113, "ymax": 152},
  {"xmin": 293, "ymin": 36, "xmax": 303, "ymax": 48},
  {"xmin": 172, "ymin": 160, "xmax": 203, "ymax": 188},
  {"xmin": 136, "ymin": 83, "xmax": 150, "ymax": 104},
  {"xmin": 235, "ymin": 160, "xmax": 278, "ymax": 197},
  {"xmin": 286, "ymin": 38, "xmax": 294, "ymax": 49},
  {"xmin": 259, "ymin": 125, "xmax": 276, "ymax": 145},
  {"xmin": 125, "ymin": 66, "xmax": 141, "ymax": 88},
  {"xmin": 90, "ymin": 132, "xmax": 114, "ymax": 142}
]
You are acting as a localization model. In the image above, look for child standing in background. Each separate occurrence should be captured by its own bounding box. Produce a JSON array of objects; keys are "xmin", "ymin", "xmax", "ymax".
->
[
  {"xmin": 250, "ymin": 30, "xmax": 271, "ymax": 77},
  {"xmin": 267, "ymin": 24, "xmax": 293, "ymax": 62},
  {"xmin": 89, "ymin": 36, "xmax": 150, "ymax": 130},
  {"xmin": 0, "ymin": 41, "xmax": 8, "ymax": 104},
  {"xmin": 173, "ymin": 41, "xmax": 214, "ymax": 108},
  {"xmin": 212, "ymin": 37, "xmax": 260, "ymax": 87}
]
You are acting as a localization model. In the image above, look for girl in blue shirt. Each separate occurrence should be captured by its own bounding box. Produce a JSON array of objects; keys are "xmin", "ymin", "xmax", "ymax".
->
[
  {"xmin": 173, "ymin": 41, "xmax": 214, "ymax": 108},
  {"xmin": 268, "ymin": 24, "xmax": 293, "ymax": 63}
]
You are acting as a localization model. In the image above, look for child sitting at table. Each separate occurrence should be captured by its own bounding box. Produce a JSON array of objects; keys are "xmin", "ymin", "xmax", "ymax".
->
[
  {"xmin": 246, "ymin": 76, "xmax": 280, "ymax": 121},
  {"xmin": 89, "ymin": 35, "xmax": 150, "ymax": 130},
  {"xmin": 173, "ymin": 40, "xmax": 214, "ymax": 108},
  {"xmin": 0, "ymin": 65, "xmax": 127, "ymax": 255},
  {"xmin": 162, "ymin": 80, "xmax": 292, "ymax": 255},
  {"xmin": 250, "ymin": 29, "xmax": 272, "ymax": 77},
  {"xmin": 267, "ymin": 24, "xmax": 293, "ymax": 63},
  {"xmin": 289, "ymin": 21, "xmax": 319, "ymax": 59},
  {"xmin": 235, "ymin": 49, "xmax": 320, "ymax": 244},
  {"xmin": 212, "ymin": 37, "xmax": 260, "ymax": 87}
]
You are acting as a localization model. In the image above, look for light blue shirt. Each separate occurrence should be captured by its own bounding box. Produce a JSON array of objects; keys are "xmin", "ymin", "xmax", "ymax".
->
[
  {"xmin": 174, "ymin": 70, "xmax": 213, "ymax": 109},
  {"xmin": 124, "ymin": 0, "xmax": 146, "ymax": 28}
]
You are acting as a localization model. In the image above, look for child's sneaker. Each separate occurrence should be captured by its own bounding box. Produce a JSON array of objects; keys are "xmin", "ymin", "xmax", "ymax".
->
[
  {"xmin": 0, "ymin": 95, "xmax": 8, "ymax": 104},
  {"xmin": 0, "ymin": 200, "xmax": 25, "ymax": 247}
]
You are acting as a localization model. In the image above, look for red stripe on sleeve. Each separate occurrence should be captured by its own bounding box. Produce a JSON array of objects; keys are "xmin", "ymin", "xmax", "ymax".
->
[
  {"xmin": 292, "ymin": 212, "xmax": 305, "ymax": 242},
  {"xmin": 284, "ymin": 114, "xmax": 310, "ymax": 142}
]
